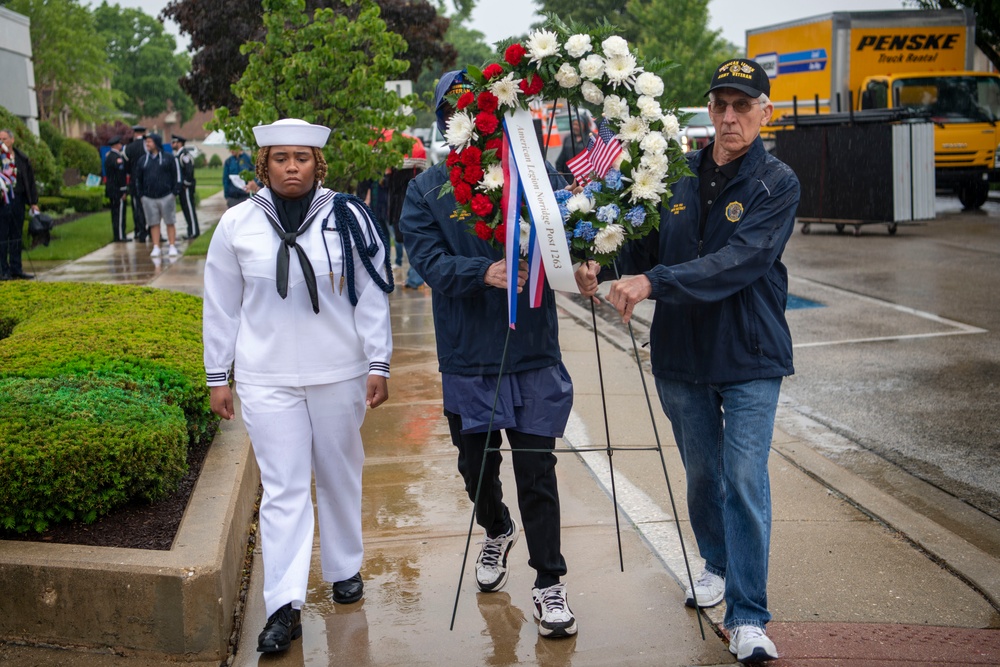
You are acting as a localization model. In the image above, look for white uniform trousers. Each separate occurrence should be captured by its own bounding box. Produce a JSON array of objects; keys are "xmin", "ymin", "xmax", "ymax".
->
[{"xmin": 238, "ymin": 377, "xmax": 367, "ymax": 617}]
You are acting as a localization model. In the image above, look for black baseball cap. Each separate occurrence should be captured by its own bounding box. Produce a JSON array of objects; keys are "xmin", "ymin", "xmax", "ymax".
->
[{"xmin": 706, "ymin": 58, "xmax": 770, "ymax": 98}]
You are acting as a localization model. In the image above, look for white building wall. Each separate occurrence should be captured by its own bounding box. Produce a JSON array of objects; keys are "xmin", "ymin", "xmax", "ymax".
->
[{"xmin": 0, "ymin": 7, "xmax": 39, "ymax": 136}]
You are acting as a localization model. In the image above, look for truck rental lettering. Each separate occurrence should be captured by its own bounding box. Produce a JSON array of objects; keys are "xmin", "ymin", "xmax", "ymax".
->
[{"xmin": 855, "ymin": 33, "xmax": 960, "ymax": 65}]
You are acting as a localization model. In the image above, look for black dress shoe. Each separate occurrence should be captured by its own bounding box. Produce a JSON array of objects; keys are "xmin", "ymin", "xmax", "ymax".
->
[
  {"xmin": 257, "ymin": 602, "xmax": 301, "ymax": 653},
  {"xmin": 11, "ymin": 271, "xmax": 34, "ymax": 280},
  {"xmin": 332, "ymin": 572, "xmax": 364, "ymax": 604}
]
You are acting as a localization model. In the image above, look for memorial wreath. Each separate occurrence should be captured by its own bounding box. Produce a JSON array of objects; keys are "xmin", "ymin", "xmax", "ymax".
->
[{"xmin": 443, "ymin": 17, "xmax": 690, "ymax": 267}]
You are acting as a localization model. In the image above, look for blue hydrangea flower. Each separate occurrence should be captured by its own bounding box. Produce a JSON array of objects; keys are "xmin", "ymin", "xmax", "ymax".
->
[
  {"xmin": 584, "ymin": 181, "xmax": 603, "ymax": 196},
  {"xmin": 604, "ymin": 169, "xmax": 623, "ymax": 191},
  {"xmin": 565, "ymin": 231, "xmax": 574, "ymax": 245},
  {"xmin": 573, "ymin": 221, "xmax": 597, "ymax": 242},
  {"xmin": 596, "ymin": 204, "xmax": 620, "ymax": 224},
  {"xmin": 625, "ymin": 206, "xmax": 647, "ymax": 226},
  {"xmin": 553, "ymin": 189, "xmax": 572, "ymax": 203},
  {"xmin": 559, "ymin": 204, "xmax": 570, "ymax": 221}
]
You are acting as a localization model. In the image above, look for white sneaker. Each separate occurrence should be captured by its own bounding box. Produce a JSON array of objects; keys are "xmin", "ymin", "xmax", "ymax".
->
[
  {"xmin": 531, "ymin": 582, "xmax": 577, "ymax": 637},
  {"xmin": 729, "ymin": 625, "xmax": 778, "ymax": 663},
  {"xmin": 684, "ymin": 569, "xmax": 725, "ymax": 608},
  {"xmin": 476, "ymin": 519, "xmax": 518, "ymax": 592},
  {"xmin": 149, "ymin": 245, "xmax": 161, "ymax": 257},
  {"xmin": 168, "ymin": 245, "xmax": 178, "ymax": 257}
]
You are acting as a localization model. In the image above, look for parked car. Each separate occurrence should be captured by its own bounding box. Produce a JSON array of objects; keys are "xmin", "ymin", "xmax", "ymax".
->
[
  {"xmin": 426, "ymin": 124, "xmax": 450, "ymax": 165},
  {"xmin": 677, "ymin": 106, "xmax": 715, "ymax": 153}
]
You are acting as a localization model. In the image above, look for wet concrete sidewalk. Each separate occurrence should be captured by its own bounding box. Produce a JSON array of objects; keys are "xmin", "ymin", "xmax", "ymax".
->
[{"xmin": 9, "ymin": 190, "xmax": 1000, "ymax": 665}]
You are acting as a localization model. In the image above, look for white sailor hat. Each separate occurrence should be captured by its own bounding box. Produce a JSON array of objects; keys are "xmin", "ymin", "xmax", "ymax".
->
[{"xmin": 252, "ymin": 118, "xmax": 331, "ymax": 148}]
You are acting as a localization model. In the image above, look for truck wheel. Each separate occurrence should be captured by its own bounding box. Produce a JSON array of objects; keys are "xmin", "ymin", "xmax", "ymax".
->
[{"xmin": 958, "ymin": 181, "xmax": 990, "ymax": 210}]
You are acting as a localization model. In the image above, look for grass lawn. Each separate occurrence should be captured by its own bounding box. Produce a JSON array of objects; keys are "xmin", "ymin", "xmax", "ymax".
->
[
  {"xmin": 195, "ymin": 166, "xmax": 224, "ymax": 200},
  {"xmin": 184, "ymin": 226, "xmax": 216, "ymax": 256}
]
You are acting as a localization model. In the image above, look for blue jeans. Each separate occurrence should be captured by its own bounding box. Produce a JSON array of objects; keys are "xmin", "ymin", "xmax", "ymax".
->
[{"xmin": 654, "ymin": 376, "xmax": 782, "ymax": 630}]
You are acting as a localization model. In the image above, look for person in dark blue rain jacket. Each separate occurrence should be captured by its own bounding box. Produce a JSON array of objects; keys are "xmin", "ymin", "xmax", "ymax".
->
[
  {"xmin": 579, "ymin": 59, "xmax": 800, "ymax": 663},
  {"xmin": 399, "ymin": 70, "xmax": 589, "ymax": 639}
]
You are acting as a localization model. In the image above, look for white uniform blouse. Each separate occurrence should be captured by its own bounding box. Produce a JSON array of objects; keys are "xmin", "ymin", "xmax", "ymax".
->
[{"xmin": 203, "ymin": 186, "xmax": 392, "ymax": 387}]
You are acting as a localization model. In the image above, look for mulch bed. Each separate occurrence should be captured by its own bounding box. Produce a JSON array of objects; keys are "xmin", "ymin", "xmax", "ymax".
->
[{"xmin": 0, "ymin": 432, "xmax": 214, "ymax": 550}]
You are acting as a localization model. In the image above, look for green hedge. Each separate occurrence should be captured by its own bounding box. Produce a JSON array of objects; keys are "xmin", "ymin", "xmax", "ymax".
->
[
  {"xmin": 60, "ymin": 137, "xmax": 102, "ymax": 178},
  {"xmin": 61, "ymin": 186, "xmax": 106, "ymax": 212},
  {"xmin": 0, "ymin": 282, "xmax": 214, "ymax": 533},
  {"xmin": 0, "ymin": 376, "xmax": 188, "ymax": 533},
  {"xmin": 38, "ymin": 196, "xmax": 71, "ymax": 214}
]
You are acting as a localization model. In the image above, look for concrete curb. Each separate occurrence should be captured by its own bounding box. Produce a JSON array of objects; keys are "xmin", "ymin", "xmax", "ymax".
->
[{"xmin": 0, "ymin": 407, "xmax": 259, "ymax": 662}]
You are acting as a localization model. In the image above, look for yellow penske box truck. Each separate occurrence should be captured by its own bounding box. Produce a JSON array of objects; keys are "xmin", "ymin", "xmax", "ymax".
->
[{"xmin": 747, "ymin": 8, "xmax": 1000, "ymax": 209}]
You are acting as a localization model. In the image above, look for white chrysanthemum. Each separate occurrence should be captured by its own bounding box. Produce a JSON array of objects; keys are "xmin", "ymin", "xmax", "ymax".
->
[
  {"xmin": 480, "ymin": 163, "xmax": 504, "ymax": 191},
  {"xmin": 635, "ymin": 72, "xmax": 665, "ymax": 97},
  {"xmin": 618, "ymin": 115, "xmax": 649, "ymax": 143},
  {"xmin": 637, "ymin": 95, "xmax": 662, "ymax": 120},
  {"xmin": 602, "ymin": 35, "xmax": 630, "ymax": 58},
  {"xmin": 640, "ymin": 150, "xmax": 670, "ymax": 177},
  {"xmin": 661, "ymin": 113, "xmax": 681, "ymax": 141},
  {"xmin": 629, "ymin": 167, "xmax": 668, "ymax": 202},
  {"xmin": 555, "ymin": 63, "xmax": 581, "ymax": 89},
  {"xmin": 604, "ymin": 53, "xmax": 638, "ymax": 87},
  {"xmin": 639, "ymin": 130, "xmax": 668, "ymax": 155},
  {"xmin": 526, "ymin": 29, "xmax": 560, "ymax": 63},
  {"xmin": 490, "ymin": 73, "xmax": 522, "ymax": 107},
  {"xmin": 565, "ymin": 33, "xmax": 592, "ymax": 58},
  {"xmin": 581, "ymin": 81, "xmax": 604, "ymax": 105},
  {"xmin": 519, "ymin": 220, "xmax": 532, "ymax": 256},
  {"xmin": 579, "ymin": 54, "xmax": 605, "ymax": 80},
  {"xmin": 445, "ymin": 111, "xmax": 477, "ymax": 150},
  {"xmin": 566, "ymin": 193, "xmax": 595, "ymax": 214},
  {"xmin": 603, "ymin": 95, "xmax": 629, "ymax": 120},
  {"xmin": 593, "ymin": 223, "xmax": 625, "ymax": 254}
]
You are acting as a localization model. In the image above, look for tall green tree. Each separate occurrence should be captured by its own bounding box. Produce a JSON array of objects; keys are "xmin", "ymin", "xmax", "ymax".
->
[
  {"xmin": 4, "ymin": 0, "xmax": 119, "ymax": 130},
  {"xmin": 906, "ymin": 0, "xmax": 1000, "ymax": 71},
  {"xmin": 210, "ymin": 0, "xmax": 417, "ymax": 191},
  {"xmin": 532, "ymin": 0, "xmax": 637, "ymax": 40},
  {"xmin": 93, "ymin": 2, "xmax": 195, "ymax": 123}
]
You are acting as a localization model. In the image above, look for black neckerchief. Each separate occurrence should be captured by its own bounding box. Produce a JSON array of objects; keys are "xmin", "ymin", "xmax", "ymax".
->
[
  {"xmin": 272, "ymin": 185, "xmax": 316, "ymax": 233},
  {"xmin": 251, "ymin": 186, "xmax": 335, "ymax": 314}
]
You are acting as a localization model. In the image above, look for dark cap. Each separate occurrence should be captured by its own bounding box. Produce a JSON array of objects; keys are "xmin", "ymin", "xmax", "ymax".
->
[
  {"xmin": 706, "ymin": 58, "xmax": 770, "ymax": 98},
  {"xmin": 171, "ymin": 135, "xmax": 186, "ymax": 144},
  {"xmin": 107, "ymin": 135, "xmax": 123, "ymax": 146},
  {"xmin": 131, "ymin": 124, "xmax": 146, "ymax": 132}
]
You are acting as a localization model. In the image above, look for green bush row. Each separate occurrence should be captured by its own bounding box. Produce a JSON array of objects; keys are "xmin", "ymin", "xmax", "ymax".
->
[
  {"xmin": 61, "ymin": 186, "xmax": 106, "ymax": 212},
  {"xmin": 0, "ymin": 282, "xmax": 214, "ymax": 533}
]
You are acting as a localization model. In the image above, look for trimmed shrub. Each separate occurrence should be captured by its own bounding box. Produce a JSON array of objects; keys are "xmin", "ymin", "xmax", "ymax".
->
[
  {"xmin": 0, "ymin": 106, "xmax": 59, "ymax": 196},
  {"xmin": 0, "ymin": 282, "xmax": 214, "ymax": 533},
  {"xmin": 38, "ymin": 121, "xmax": 64, "ymax": 160},
  {"xmin": 193, "ymin": 152, "xmax": 207, "ymax": 169},
  {"xmin": 0, "ymin": 376, "xmax": 188, "ymax": 533},
  {"xmin": 60, "ymin": 137, "xmax": 102, "ymax": 179},
  {"xmin": 208, "ymin": 153, "xmax": 222, "ymax": 168},
  {"xmin": 38, "ymin": 196, "xmax": 70, "ymax": 214},
  {"xmin": 61, "ymin": 186, "xmax": 106, "ymax": 212}
]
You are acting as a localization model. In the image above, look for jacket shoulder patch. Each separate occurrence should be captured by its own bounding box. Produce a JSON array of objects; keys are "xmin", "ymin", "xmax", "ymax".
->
[{"xmin": 725, "ymin": 201, "xmax": 744, "ymax": 223}]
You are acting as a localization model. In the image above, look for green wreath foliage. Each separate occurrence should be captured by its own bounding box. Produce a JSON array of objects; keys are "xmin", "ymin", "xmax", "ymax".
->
[{"xmin": 0, "ymin": 282, "xmax": 213, "ymax": 533}]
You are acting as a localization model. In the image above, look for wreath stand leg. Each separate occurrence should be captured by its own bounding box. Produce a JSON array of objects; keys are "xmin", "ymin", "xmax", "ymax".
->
[
  {"xmin": 449, "ymin": 326, "xmax": 513, "ymax": 631},
  {"xmin": 611, "ymin": 262, "xmax": 706, "ymax": 640}
]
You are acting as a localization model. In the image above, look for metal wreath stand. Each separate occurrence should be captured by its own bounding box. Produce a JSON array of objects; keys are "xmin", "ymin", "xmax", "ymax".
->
[{"xmin": 448, "ymin": 105, "xmax": 706, "ymax": 641}]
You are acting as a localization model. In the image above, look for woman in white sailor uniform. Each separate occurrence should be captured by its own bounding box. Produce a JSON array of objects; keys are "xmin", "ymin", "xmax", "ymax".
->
[{"xmin": 202, "ymin": 118, "xmax": 393, "ymax": 654}]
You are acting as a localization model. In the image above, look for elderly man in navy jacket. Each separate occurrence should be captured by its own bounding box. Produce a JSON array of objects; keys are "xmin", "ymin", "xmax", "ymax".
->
[
  {"xmin": 400, "ymin": 71, "xmax": 598, "ymax": 640},
  {"xmin": 579, "ymin": 58, "xmax": 800, "ymax": 663}
]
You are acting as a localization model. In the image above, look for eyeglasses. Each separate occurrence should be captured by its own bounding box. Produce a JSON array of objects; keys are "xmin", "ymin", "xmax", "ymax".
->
[{"xmin": 708, "ymin": 99, "xmax": 761, "ymax": 115}]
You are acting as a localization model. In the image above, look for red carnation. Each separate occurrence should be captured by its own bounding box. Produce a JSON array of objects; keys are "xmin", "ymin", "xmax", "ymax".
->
[
  {"xmin": 518, "ymin": 73, "xmax": 544, "ymax": 96},
  {"xmin": 456, "ymin": 90, "xmax": 475, "ymax": 110},
  {"xmin": 463, "ymin": 164, "xmax": 484, "ymax": 184},
  {"xmin": 471, "ymin": 193, "xmax": 494, "ymax": 217},
  {"xmin": 446, "ymin": 151, "xmax": 461, "ymax": 168},
  {"xmin": 461, "ymin": 146, "xmax": 482, "ymax": 166},
  {"xmin": 454, "ymin": 182, "xmax": 473, "ymax": 204},
  {"xmin": 475, "ymin": 111, "xmax": 500, "ymax": 135},
  {"xmin": 505, "ymin": 43, "xmax": 526, "ymax": 67},
  {"xmin": 475, "ymin": 221, "xmax": 493, "ymax": 241},
  {"xmin": 494, "ymin": 222, "xmax": 507, "ymax": 244},
  {"xmin": 477, "ymin": 91, "xmax": 499, "ymax": 114},
  {"xmin": 485, "ymin": 138, "xmax": 503, "ymax": 152},
  {"xmin": 449, "ymin": 166, "xmax": 464, "ymax": 188},
  {"xmin": 482, "ymin": 63, "xmax": 504, "ymax": 80}
]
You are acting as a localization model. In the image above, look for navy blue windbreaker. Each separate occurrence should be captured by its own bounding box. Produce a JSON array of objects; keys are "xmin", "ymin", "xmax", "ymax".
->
[
  {"xmin": 399, "ymin": 162, "xmax": 567, "ymax": 376},
  {"xmin": 617, "ymin": 136, "xmax": 800, "ymax": 384}
]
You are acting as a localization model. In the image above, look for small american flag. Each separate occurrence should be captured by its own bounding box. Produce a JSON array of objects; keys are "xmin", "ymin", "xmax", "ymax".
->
[{"xmin": 565, "ymin": 120, "xmax": 622, "ymax": 185}]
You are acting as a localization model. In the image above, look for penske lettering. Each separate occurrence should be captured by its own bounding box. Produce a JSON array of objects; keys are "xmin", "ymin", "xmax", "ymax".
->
[{"xmin": 855, "ymin": 33, "xmax": 960, "ymax": 52}]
